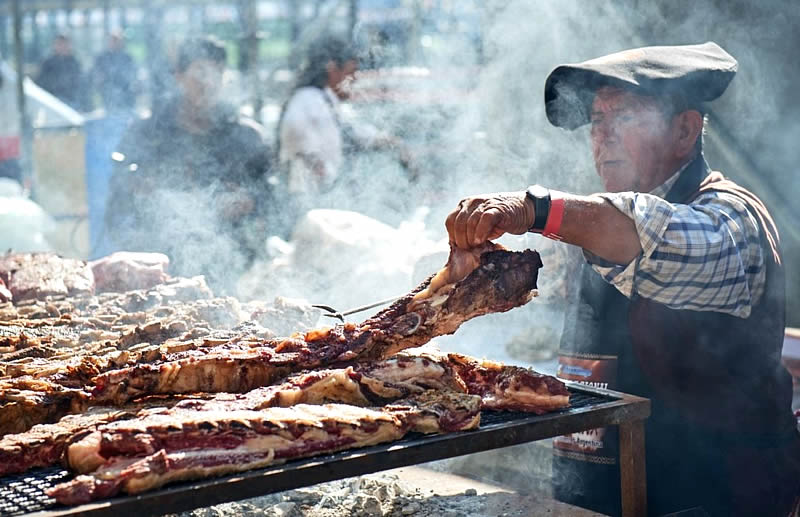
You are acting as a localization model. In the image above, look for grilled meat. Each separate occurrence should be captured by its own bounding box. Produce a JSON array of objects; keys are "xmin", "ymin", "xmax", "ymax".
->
[
  {"xmin": 0, "ymin": 253, "xmax": 94, "ymax": 303},
  {"xmin": 0, "ymin": 396, "xmax": 209, "ymax": 477},
  {"xmin": 0, "ymin": 377, "xmax": 88, "ymax": 435},
  {"xmin": 91, "ymin": 247, "xmax": 542, "ymax": 404},
  {"xmin": 89, "ymin": 252, "xmax": 170, "ymax": 293},
  {"xmin": 312, "ymin": 244, "xmax": 543, "ymax": 361},
  {"xmin": 383, "ymin": 389, "xmax": 481, "ymax": 433},
  {"xmin": 0, "ymin": 407, "xmax": 136, "ymax": 476},
  {"xmin": 48, "ymin": 396, "xmax": 475, "ymax": 504},
  {"xmin": 444, "ymin": 353, "xmax": 570, "ymax": 413}
]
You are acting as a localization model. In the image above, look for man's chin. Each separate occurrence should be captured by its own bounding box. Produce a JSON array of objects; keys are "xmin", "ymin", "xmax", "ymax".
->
[{"xmin": 599, "ymin": 171, "xmax": 636, "ymax": 193}]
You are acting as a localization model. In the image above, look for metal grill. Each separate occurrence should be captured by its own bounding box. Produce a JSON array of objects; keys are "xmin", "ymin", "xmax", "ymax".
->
[
  {"xmin": 0, "ymin": 386, "xmax": 640, "ymax": 517},
  {"xmin": 0, "ymin": 468, "xmax": 71, "ymax": 517}
]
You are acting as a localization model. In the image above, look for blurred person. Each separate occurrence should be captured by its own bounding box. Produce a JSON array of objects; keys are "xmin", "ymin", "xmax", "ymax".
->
[
  {"xmin": 277, "ymin": 34, "xmax": 417, "ymax": 213},
  {"xmin": 0, "ymin": 67, "xmax": 21, "ymax": 184},
  {"xmin": 103, "ymin": 36, "xmax": 274, "ymax": 295},
  {"xmin": 89, "ymin": 31, "xmax": 138, "ymax": 113},
  {"xmin": 36, "ymin": 34, "xmax": 87, "ymax": 111},
  {"xmin": 444, "ymin": 42, "xmax": 799, "ymax": 516}
]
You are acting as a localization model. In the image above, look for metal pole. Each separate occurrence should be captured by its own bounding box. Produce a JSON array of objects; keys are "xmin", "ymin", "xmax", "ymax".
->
[
  {"xmin": 0, "ymin": 15, "xmax": 8, "ymax": 59},
  {"xmin": 348, "ymin": 0, "xmax": 358, "ymax": 37},
  {"xmin": 287, "ymin": 0, "xmax": 299, "ymax": 69},
  {"xmin": 102, "ymin": 0, "xmax": 110, "ymax": 37},
  {"xmin": 30, "ymin": 11, "xmax": 41, "ymax": 63},
  {"xmin": 64, "ymin": 0, "xmax": 74, "ymax": 35},
  {"xmin": 239, "ymin": 0, "xmax": 262, "ymax": 118},
  {"xmin": 12, "ymin": 0, "xmax": 35, "ymax": 199},
  {"xmin": 82, "ymin": 8, "xmax": 91, "ymax": 55}
]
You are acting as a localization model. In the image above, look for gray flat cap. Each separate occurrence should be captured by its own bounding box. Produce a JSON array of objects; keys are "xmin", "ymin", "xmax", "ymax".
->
[{"xmin": 544, "ymin": 41, "xmax": 738, "ymax": 129}]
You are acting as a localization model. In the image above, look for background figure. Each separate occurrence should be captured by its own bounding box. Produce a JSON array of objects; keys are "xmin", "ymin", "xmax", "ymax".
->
[
  {"xmin": 90, "ymin": 31, "xmax": 138, "ymax": 113},
  {"xmin": 277, "ymin": 34, "xmax": 417, "ymax": 220},
  {"xmin": 103, "ymin": 36, "xmax": 274, "ymax": 295},
  {"xmin": 36, "ymin": 34, "xmax": 87, "ymax": 111},
  {"xmin": 0, "ymin": 68, "xmax": 21, "ymax": 184}
]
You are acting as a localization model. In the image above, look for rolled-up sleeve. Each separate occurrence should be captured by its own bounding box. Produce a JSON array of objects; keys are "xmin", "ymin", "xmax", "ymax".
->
[{"xmin": 585, "ymin": 191, "xmax": 765, "ymax": 318}]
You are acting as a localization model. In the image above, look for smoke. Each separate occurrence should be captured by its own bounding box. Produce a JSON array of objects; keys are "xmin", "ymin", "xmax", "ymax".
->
[
  {"xmin": 320, "ymin": 0, "xmax": 799, "ymax": 502},
  {"xmin": 99, "ymin": 0, "xmax": 800, "ymax": 358},
  {"xmin": 237, "ymin": 0, "xmax": 800, "ymax": 349},
  {"xmin": 43, "ymin": 0, "xmax": 796, "ymax": 508}
]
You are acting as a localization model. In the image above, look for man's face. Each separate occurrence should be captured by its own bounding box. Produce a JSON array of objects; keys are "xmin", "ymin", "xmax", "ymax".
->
[
  {"xmin": 327, "ymin": 59, "xmax": 359, "ymax": 100},
  {"xmin": 109, "ymin": 34, "xmax": 124, "ymax": 51},
  {"xmin": 590, "ymin": 86, "xmax": 675, "ymax": 193},
  {"xmin": 53, "ymin": 38, "xmax": 71, "ymax": 56},
  {"xmin": 177, "ymin": 59, "xmax": 224, "ymax": 112}
]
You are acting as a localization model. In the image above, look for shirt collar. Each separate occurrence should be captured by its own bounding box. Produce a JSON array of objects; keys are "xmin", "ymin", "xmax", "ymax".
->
[
  {"xmin": 648, "ymin": 158, "xmax": 694, "ymax": 198},
  {"xmin": 323, "ymin": 87, "xmax": 340, "ymax": 109}
]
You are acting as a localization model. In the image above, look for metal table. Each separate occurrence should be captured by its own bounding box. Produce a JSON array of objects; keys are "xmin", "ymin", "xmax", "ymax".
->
[{"xmin": 0, "ymin": 383, "xmax": 650, "ymax": 517}]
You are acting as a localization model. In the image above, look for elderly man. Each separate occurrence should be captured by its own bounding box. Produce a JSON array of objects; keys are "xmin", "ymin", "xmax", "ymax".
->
[{"xmin": 446, "ymin": 42, "xmax": 799, "ymax": 516}]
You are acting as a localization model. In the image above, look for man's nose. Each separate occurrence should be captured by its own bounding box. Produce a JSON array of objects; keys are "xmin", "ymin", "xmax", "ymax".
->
[{"xmin": 592, "ymin": 120, "xmax": 619, "ymax": 143}]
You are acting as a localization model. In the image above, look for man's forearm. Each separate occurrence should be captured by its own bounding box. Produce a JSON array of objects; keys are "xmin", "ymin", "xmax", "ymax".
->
[{"xmin": 555, "ymin": 194, "xmax": 642, "ymax": 265}]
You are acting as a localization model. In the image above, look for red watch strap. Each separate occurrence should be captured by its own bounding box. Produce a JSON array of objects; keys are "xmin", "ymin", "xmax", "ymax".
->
[{"xmin": 542, "ymin": 194, "xmax": 565, "ymax": 240}]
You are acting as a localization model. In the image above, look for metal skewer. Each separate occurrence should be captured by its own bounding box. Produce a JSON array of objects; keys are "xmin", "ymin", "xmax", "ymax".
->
[{"xmin": 312, "ymin": 295, "xmax": 403, "ymax": 323}]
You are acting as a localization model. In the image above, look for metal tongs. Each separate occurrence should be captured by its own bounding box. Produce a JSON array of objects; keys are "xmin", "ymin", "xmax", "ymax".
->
[{"xmin": 312, "ymin": 295, "xmax": 403, "ymax": 323}]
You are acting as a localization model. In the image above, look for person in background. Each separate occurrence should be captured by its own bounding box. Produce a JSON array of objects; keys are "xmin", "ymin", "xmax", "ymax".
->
[
  {"xmin": 277, "ymin": 34, "xmax": 417, "ymax": 212},
  {"xmin": 0, "ymin": 68, "xmax": 21, "ymax": 184},
  {"xmin": 445, "ymin": 42, "xmax": 799, "ymax": 516},
  {"xmin": 89, "ymin": 31, "xmax": 138, "ymax": 113},
  {"xmin": 104, "ymin": 36, "xmax": 273, "ymax": 295},
  {"xmin": 36, "ymin": 34, "xmax": 87, "ymax": 111}
]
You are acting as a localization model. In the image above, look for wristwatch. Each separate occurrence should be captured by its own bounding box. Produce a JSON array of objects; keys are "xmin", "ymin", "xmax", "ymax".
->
[{"xmin": 525, "ymin": 185, "xmax": 551, "ymax": 233}]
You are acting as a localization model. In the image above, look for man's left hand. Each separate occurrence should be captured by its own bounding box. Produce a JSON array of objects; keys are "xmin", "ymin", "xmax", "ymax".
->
[{"xmin": 445, "ymin": 191, "xmax": 535, "ymax": 249}]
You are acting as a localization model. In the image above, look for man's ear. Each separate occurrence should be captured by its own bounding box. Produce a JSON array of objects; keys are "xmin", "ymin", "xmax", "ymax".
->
[{"xmin": 672, "ymin": 110, "xmax": 704, "ymax": 158}]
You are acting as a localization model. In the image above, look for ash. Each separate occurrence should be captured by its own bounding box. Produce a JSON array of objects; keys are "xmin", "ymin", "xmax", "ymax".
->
[{"xmin": 171, "ymin": 473, "xmax": 516, "ymax": 517}]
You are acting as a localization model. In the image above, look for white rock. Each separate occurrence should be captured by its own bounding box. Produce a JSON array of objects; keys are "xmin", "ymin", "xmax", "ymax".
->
[
  {"xmin": 240, "ymin": 209, "xmax": 442, "ymax": 311},
  {"xmin": 272, "ymin": 501, "xmax": 295, "ymax": 517}
]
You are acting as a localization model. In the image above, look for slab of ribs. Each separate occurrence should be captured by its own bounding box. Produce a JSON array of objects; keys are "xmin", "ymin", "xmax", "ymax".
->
[{"xmin": 0, "ymin": 247, "xmax": 570, "ymax": 505}]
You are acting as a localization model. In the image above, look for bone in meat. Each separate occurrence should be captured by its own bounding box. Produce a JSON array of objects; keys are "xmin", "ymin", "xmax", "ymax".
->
[
  {"xmin": 0, "ymin": 407, "xmax": 136, "ymax": 476},
  {"xmin": 443, "ymin": 352, "xmax": 570, "ymax": 413},
  {"xmin": 90, "ymin": 246, "xmax": 542, "ymax": 405},
  {"xmin": 47, "ymin": 392, "xmax": 480, "ymax": 504},
  {"xmin": 0, "ymin": 377, "xmax": 88, "ymax": 435}
]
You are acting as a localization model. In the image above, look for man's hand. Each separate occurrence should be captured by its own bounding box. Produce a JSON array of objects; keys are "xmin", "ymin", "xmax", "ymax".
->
[{"xmin": 445, "ymin": 191, "xmax": 535, "ymax": 249}]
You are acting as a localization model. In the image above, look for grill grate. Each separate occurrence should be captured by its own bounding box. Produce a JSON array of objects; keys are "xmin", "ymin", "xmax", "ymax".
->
[
  {"xmin": 0, "ymin": 468, "xmax": 71, "ymax": 517},
  {"xmin": 0, "ymin": 387, "xmax": 618, "ymax": 517}
]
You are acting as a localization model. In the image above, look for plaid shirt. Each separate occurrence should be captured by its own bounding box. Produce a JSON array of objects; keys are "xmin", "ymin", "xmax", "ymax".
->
[{"xmin": 585, "ymin": 162, "xmax": 766, "ymax": 319}]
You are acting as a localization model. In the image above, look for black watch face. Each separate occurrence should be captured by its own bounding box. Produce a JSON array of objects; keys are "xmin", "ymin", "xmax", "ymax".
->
[{"xmin": 528, "ymin": 185, "xmax": 548, "ymax": 199}]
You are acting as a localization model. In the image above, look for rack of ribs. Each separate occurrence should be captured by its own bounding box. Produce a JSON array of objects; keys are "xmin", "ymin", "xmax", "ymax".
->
[
  {"xmin": 90, "ymin": 246, "xmax": 543, "ymax": 404},
  {"xmin": 1, "ymin": 352, "xmax": 567, "ymax": 478},
  {"xmin": 0, "ymin": 377, "xmax": 88, "ymax": 435},
  {"xmin": 181, "ymin": 351, "xmax": 569, "ymax": 415},
  {"xmin": 46, "ymin": 390, "xmax": 481, "ymax": 505},
  {"xmin": 442, "ymin": 353, "xmax": 570, "ymax": 413},
  {"xmin": 0, "ymin": 407, "xmax": 137, "ymax": 476}
]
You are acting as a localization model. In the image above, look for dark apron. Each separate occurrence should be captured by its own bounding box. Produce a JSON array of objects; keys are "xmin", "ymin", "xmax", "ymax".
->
[{"xmin": 553, "ymin": 156, "xmax": 800, "ymax": 516}]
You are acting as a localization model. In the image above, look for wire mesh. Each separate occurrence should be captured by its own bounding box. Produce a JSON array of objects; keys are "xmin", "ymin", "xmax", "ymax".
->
[{"xmin": 0, "ymin": 387, "xmax": 616, "ymax": 517}]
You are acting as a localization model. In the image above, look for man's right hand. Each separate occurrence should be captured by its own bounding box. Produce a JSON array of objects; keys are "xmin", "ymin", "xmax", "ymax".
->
[{"xmin": 445, "ymin": 191, "xmax": 535, "ymax": 249}]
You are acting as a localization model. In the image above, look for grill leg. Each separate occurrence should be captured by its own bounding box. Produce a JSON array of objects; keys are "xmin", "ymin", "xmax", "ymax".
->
[{"xmin": 619, "ymin": 419, "xmax": 647, "ymax": 517}]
